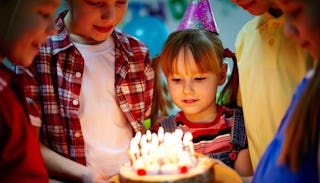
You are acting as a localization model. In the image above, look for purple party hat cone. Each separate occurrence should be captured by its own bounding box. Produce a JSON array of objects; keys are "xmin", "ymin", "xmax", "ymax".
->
[{"xmin": 177, "ymin": 0, "xmax": 219, "ymax": 34}]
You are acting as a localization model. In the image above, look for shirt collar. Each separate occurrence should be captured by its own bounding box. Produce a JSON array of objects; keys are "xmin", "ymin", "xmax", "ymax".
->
[
  {"xmin": 2, "ymin": 57, "xmax": 33, "ymax": 77},
  {"xmin": 51, "ymin": 10, "xmax": 74, "ymax": 55}
]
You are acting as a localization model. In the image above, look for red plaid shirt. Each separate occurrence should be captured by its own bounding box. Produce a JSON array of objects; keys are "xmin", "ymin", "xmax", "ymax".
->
[{"xmin": 25, "ymin": 11, "xmax": 154, "ymax": 165}]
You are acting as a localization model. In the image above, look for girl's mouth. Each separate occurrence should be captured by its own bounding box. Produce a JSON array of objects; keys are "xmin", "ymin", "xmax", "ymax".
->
[
  {"xmin": 93, "ymin": 25, "xmax": 112, "ymax": 33},
  {"xmin": 183, "ymin": 99, "xmax": 199, "ymax": 104}
]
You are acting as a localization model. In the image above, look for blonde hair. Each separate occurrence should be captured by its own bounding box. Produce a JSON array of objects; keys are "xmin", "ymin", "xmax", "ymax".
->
[
  {"xmin": 279, "ymin": 61, "xmax": 320, "ymax": 171},
  {"xmin": 150, "ymin": 29, "xmax": 240, "ymax": 126},
  {"xmin": 160, "ymin": 29, "xmax": 224, "ymax": 78},
  {"xmin": 150, "ymin": 55, "xmax": 174, "ymax": 124},
  {"xmin": 160, "ymin": 29, "xmax": 239, "ymax": 108}
]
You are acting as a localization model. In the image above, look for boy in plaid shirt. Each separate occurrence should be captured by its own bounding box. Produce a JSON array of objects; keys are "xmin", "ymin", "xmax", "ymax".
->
[{"xmin": 25, "ymin": 0, "xmax": 154, "ymax": 182}]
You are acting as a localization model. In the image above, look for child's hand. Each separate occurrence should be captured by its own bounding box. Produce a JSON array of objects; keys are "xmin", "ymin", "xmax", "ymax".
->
[
  {"xmin": 212, "ymin": 158, "xmax": 227, "ymax": 166},
  {"xmin": 82, "ymin": 170, "xmax": 110, "ymax": 183}
]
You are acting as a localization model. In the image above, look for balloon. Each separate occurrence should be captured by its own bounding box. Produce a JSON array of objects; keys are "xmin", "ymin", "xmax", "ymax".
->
[
  {"xmin": 169, "ymin": 0, "xmax": 188, "ymax": 20},
  {"xmin": 122, "ymin": 16, "xmax": 169, "ymax": 58}
]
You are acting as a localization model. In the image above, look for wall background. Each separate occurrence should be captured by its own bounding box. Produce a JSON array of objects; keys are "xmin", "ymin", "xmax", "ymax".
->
[{"xmin": 56, "ymin": 0, "xmax": 253, "ymax": 58}]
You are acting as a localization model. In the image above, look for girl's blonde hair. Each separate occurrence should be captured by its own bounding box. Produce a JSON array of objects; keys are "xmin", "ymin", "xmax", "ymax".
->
[
  {"xmin": 160, "ymin": 29, "xmax": 223, "ymax": 78},
  {"xmin": 150, "ymin": 29, "xmax": 239, "ymax": 126},
  {"xmin": 279, "ymin": 61, "xmax": 320, "ymax": 171},
  {"xmin": 160, "ymin": 29, "xmax": 239, "ymax": 108},
  {"xmin": 150, "ymin": 55, "xmax": 174, "ymax": 124}
]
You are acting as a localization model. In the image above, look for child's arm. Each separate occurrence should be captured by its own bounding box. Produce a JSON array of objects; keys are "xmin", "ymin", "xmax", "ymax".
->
[
  {"xmin": 242, "ymin": 176, "xmax": 253, "ymax": 183},
  {"xmin": 234, "ymin": 148, "xmax": 253, "ymax": 177},
  {"xmin": 39, "ymin": 142, "xmax": 109, "ymax": 182}
]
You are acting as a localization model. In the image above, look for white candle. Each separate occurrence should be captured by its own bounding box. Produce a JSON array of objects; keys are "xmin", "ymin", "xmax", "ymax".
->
[
  {"xmin": 183, "ymin": 132, "xmax": 194, "ymax": 154},
  {"xmin": 140, "ymin": 134, "xmax": 147, "ymax": 148},
  {"xmin": 129, "ymin": 138, "xmax": 140, "ymax": 162},
  {"xmin": 133, "ymin": 157, "xmax": 145, "ymax": 170},
  {"xmin": 175, "ymin": 128, "xmax": 183, "ymax": 140},
  {"xmin": 146, "ymin": 130, "xmax": 152, "ymax": 142},
  {"xmin": 178, "ymin": 151, "xmax": 192, "ymax": 167},
  {"xmin": 158, "ymin": 127, "xmax": 164, "ymax": 142},
  {"xmin": 128, "ymin": 126, "xmax": 199, "ymax": 176},
  {"xmin": 134, "ymin": 131, "xmax": 142, "ymax": 143}
]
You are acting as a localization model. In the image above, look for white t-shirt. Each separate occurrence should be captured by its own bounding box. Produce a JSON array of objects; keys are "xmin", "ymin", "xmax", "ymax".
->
[{"xmin": 74, "ymin": 38, "xmax": 133, "ymax": 176}]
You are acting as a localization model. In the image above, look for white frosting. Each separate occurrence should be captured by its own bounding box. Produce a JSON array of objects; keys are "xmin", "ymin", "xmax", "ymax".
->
[
  {"xmin": 120, "ymin": 127, "xmax": 214, "ymax": 181},
  {"xmin": 120, "ymin": 156, "xmax": 213, "ymax": 181}
]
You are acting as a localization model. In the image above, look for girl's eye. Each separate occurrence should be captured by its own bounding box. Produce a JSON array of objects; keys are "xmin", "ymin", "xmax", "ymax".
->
[
  {"xmin": 171, "ymin": 78, "xmax": 181, "ymax": 82},
  {"xmin": 194, "ymin": 77, "xmax": 206, "ymax": 81},
  {"xmin": 38, "ymin": 11, "xmax": 51, "ymax": 19},
  {"xmin": 116, "ymin": 0, "xmax": 128, "ymax": 5},
  {"xmin": 87, "ymin": 1, "xmax": 103, "ymax": 6}
]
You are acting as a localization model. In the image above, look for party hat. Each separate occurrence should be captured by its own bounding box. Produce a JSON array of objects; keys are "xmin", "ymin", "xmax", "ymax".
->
[{"xmin": 177, "ymin": 0, "xmax": 219, "ymax": 34}]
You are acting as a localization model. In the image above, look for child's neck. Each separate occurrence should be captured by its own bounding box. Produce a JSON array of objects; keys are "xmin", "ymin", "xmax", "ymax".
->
[{"xmin": 183, "ymin": 106, "xmax": 218, "ymax": 123}]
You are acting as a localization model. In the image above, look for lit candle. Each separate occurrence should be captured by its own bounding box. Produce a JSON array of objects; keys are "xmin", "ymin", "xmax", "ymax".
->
[
  {"xmin": 146, "ymin": 130, "xmax": 152, "ymax": 142},
  {"xmin": 133, "ymin": 157, "xmax": 146, "ymax": 176},
  {"xmin": 129, "ymin": 138, "xmax": 139, "ymax": 162},
  {"xmin": 150, "ymin": 133, "xmax": 159, "ymax": 153},
  {"xmin": 128, "ymin": 127, "xmax": 200, "ymax": 176},
  {"xmin": 163, "ymin": 132, "xmax": 172, "ymax": 145},
  {"xmin": 178, "ymin": 151, "xmax": 192, "ymax": 167},
  {"xmin": 175, "ymin": 128, "xmax": 183, "ymax": 140},
  {"xmin": 140, "ymin": 134, "xmax": 147, "ymax": 148},
  {"xmin": 158, "ymin": 127, "xmax": 164, "ymax": 142},
  {"xmin": 183, "ymin": 132, "xmax": 194, "ymax": 154},
  {"xmin": 134, "ymin": 131, "xmax": 142, "ymax": 143}
]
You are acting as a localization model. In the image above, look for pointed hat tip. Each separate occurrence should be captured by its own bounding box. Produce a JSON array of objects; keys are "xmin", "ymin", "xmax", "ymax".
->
[{"xmin": 177, "ymin": 0, "xmax": 219, "ymax": 34}]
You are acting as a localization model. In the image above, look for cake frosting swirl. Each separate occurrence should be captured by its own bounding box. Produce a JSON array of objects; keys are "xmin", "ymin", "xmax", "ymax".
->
[{"xmin": 119, "ymin": 127, "xmax": 214, "ymax": 183}]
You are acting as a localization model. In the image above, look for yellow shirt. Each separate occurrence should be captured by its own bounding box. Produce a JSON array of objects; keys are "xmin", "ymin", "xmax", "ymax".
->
[{"xmin": 235, "ymin": 13, "xmax": 313, "ymax": 170}]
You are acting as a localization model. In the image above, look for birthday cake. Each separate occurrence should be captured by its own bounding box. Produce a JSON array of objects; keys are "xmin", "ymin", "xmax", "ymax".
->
[{"xmin": 119, "ymin": 128, "xmax": 214, "ymax": 183}]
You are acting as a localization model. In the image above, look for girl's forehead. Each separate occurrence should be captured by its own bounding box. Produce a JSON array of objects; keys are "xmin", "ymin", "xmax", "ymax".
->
[
  {"xmin": 171, "ymin": 59, "xmax": 203, "ymax": 75},
  {"xmin": 277, "ymin": 0, "xmax": 303, "ymax": 8},
  {"xmin": 36, "ymin": 0, "xmax": 60, "ymax": 5},
  {"xmin": 28, "ymin": 0, "xmax": 60, "ymax": 8}
]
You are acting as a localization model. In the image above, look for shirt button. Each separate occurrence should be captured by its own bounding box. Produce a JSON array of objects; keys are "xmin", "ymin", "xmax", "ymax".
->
[
  {"xmin": 72, "ymin": 100, "xmax": 79, "ymax": 106},
  {"xmin": 75, "ymin": 72, "xmax": 82, "ymax": 78},
  {"xmin": 74, "ymin": 132, "xmax": 81, "ymax": 138}
]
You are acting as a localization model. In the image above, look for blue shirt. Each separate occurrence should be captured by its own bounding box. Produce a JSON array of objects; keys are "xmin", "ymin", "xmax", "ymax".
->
[{"xmin": 253, "ymin": 70, "xmax": 319, "ymax": 183}]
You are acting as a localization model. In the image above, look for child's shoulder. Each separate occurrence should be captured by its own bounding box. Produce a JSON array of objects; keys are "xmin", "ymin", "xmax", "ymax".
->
[
  {"xmin": 114, "ymin": 28, "xmax": 148, "ymax": 49},
  {"xmin": 0, "ymin": 73, "xmax": 8, "ymax": 93},
  {"xmin": 220, "ymin": 105, "xmax": 243, "ymax": 118},
  {"xmin": 0, "ymin": 64, "xmax": 12, "ymax": 93}
]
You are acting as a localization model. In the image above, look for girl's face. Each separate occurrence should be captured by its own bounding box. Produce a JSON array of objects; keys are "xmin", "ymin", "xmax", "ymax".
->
[
  {"xmin": 167, "ymin": 48, "xmax": 226, "ymax": 123},
  {"xmin": 66, "ymin": 0, "xmax": 128, "ymax": 44},
  {"xmin": 277, "ymin": 0, "xmax": 320, "ymax": 59},
  {"xmin": 230, "ymin": 0, "xmax": 272, "ymax": 16},
  {"xmin": 1, "ymin": 0, "xmax": 59, "ymax": 66}
]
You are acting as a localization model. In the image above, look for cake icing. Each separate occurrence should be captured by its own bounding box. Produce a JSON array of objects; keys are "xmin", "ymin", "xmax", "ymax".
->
[{"xmin": 119, "ymin": 127, "xmax": 214, "ymax": 183}]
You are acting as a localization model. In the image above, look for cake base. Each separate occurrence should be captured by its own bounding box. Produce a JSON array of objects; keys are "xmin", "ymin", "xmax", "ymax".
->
[{"xmin": 119, "ymin": 157, "xmax": 214, "ymax": 183}]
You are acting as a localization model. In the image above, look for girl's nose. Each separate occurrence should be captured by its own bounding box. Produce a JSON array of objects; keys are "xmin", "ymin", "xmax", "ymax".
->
[
  {"xmin": 101, "ymin": 5, "xmax": 116, "ymax": 23},
  {"xmin": 183, "ymin": 81, "xmax": 195, "ymax": 94}
]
